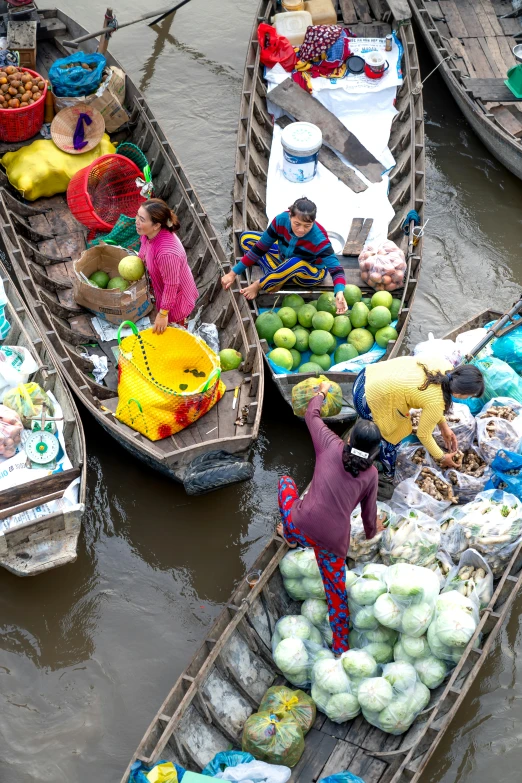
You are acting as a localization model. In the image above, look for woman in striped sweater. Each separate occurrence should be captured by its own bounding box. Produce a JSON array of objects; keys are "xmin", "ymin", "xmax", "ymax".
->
[
  {"xmin": 221, "ymin": 197, "xmax": 348, "ymax": 314},
  {"xmin": 136, "ymin": 199, "xmax": 198, "ymax": 334}
]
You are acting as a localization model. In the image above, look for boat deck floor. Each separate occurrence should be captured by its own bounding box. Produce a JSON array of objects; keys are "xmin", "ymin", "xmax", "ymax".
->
[{"xmin": 427, "ymin": 0, "xmax": 522, "ymax": 137}]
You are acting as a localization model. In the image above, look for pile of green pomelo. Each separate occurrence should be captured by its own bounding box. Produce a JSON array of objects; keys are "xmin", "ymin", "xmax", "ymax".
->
[
  {"xmin": 88, "ymin": 255, "xmax": 146, "ymax": 292},
  {"xmin": 255, "ymin": 286, "xmax": 400, "ymax": 373}
]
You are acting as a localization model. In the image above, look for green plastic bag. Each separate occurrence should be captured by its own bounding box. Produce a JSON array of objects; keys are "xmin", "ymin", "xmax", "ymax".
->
[
  {"xmin": 241, "ymin": 711, "xmax": 304, "ymax": 767},
  {"xmin": 291, "ymin": 375, "xmax": 343, "ymax": 418},
  {"xmin": 259, "ymin": 686, "xmax": 316, "ymax": 735}
]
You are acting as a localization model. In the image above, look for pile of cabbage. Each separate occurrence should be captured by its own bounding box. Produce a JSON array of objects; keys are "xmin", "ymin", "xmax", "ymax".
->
[
  {"xmin": 279, "ymin": 547, "xmax": 327, "ymax": 600},
  {"xmin": 272, "ymin": 614, "xmax": 333, "ymax": 687}
]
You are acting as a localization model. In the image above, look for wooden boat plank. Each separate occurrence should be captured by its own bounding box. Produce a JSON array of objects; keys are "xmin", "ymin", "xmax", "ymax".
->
[
  {"xmin": 500, "ymin": 17, "xmax": 522, "ymax": 37},
  {"xmin": 454, "ymin": 0, "xmax": 486, "ymax": 37},
  {"xmin": 68, "ymin": 313, "xmax": 96, "ymax": 337},
  {"xmin": 438, "ymin": 0, "xmax": 467, "ymax": 38},
  {"xmin": 424, "ymin": 0, "xmax": 442, "ymax": 16},
  {"xmin": 217, "ymin": 390, "xmax": 241, "ymax": 441},
  {"xmin": 290, "ymin": 728, "xmax": 338, "ymax": 783},
  {"xmin": 490, "ymin": 105, "xmax": 522, "ymax": 137},
  {"xmin": 477, "ymin": 0, "xmax": 503, "ymax": 36},
  {"xmin": 463, "ymin": 38, "xmax": 495, "ymax": 78},
  {"xmin": 496, "ymin": 35, "xmax": 517, "ymax": 70},
  {"xmin": 319, "ymin": 739, "xmax": 359, "ymax": 780},
  {"xmin": 343, "ymin": 218, "xmax": 374, "ymax": 256},
  {"xmin": 483, "ymin": 35, "xmax": 509, "ymax": 77},
  {"xmin": 0, "ymin": 467, "xmax": 81, "ymax": 511},
  {"xmin": 464, "ymin": 78, "xmax": 519, "ymax": 101},
  {"xmin": 339, "ymin": 0, "xmax": 359, "ymax": 24},
  {"xmin": 477, "ymin": 37, "xmax": 504, "ymax": 78},
  {"xmin": 471, "ymin": 0, "xmax": 497, "ymax": 37}
]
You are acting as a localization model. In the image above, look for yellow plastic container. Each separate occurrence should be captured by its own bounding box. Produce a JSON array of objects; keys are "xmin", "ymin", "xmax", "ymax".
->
[
  {"xmin": 273, "ymin": 11, "xmax": 313, "ymax": 46},
  {"xmin": 304, "ymin": 0, "xmax": 337, "ymax": 25},
  {"xmin": 283, "ymin": 0, "xmax": 305, "ymax": 9}
]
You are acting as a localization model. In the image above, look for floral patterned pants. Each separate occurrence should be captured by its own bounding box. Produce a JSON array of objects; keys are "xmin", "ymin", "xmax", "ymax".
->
[{"xmin": 278, "ymin": 475, "xmax": 350, "ymax": 654}]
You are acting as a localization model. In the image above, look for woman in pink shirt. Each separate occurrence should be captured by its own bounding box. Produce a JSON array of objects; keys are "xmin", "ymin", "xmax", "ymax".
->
[{"xmin": 136, "ymin": 199, "xmax": 198, "ymax": 334}]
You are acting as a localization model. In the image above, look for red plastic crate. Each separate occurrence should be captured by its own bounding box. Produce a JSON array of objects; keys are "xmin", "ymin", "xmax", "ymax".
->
[{"xmin": 0, "ymin": 68, "xmax": 46, "ymax": 142}]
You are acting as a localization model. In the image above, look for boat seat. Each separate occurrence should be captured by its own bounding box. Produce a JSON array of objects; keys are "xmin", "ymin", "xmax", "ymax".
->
[{"xmin": 464, "ymin": 78, "xmax": 520, "ymax": 102}]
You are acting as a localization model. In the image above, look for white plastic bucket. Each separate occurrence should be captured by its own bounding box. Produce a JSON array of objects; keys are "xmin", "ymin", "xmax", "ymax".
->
[{"xmin": 281, "ymin": 122, "xmax": 322, "ymax": 183}]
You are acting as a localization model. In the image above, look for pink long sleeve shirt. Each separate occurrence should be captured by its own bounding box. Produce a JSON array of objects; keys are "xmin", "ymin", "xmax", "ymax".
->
[
  {"xmin": 139, "ymin": 228, "xmax": 198, "ymax": 323},
  {"xmin": 290, "ymin": 395, "xmax": 378, "ymax": 559}
]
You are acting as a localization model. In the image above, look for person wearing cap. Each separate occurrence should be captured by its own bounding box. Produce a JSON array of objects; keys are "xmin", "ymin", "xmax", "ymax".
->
[
  {"xmin": 352, "ymin": 356, "xmax": 485, "ymax": 478},
  {"xmin": 220, "ymin": 197, "xmax": 348, "ymax": 314},
  {"xmin": 276, "ymin": 381, "xmax": 384, "ymax": 656}
]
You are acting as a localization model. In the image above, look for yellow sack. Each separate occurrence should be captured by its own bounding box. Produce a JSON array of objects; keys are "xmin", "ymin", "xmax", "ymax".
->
[
  {"xmin": 145, "ymin": 763, "xmax": 178, "ymax": 783},
  {"xmin": 115, "ymin": 321, "xmax": 225, "ymax": 441},
  {"xmin": 1, "ymin": 134, "xmax": 116, "ymax": 201}
]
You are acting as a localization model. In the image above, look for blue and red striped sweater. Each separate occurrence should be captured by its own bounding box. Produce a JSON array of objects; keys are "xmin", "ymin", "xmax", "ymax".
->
[{"xmin": 233, "ymin": 212, "xmax": 346, "ymax": 294}]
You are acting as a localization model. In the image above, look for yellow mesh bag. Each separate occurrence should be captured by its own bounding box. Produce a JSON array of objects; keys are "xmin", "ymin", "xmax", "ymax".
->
[{"xmin": 115, "ymin": 321, "xmax": 225, "ymax": 441}]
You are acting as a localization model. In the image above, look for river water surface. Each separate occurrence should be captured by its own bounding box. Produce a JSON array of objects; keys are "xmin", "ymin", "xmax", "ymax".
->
[{"xmin": 2, "ymin": 2, "xmax": 522, "ymax": 781}]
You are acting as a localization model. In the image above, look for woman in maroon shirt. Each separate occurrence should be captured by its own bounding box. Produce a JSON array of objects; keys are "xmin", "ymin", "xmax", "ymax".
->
[{"xmin": 277, "ymin": 381, "xmax": 384, "ymax": 655}]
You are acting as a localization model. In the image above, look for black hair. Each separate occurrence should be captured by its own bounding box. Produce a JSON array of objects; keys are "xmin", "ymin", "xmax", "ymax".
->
[
  {"xmin": 417, "ymin": 363, "xmax": 485, "ymax": 415},
  {"xmin": 289, "ymin": 197, "xmax": 317, "ymax": 223},
  {"xmin": 342, "ymin": 418, "xmax": 381, "ymax": 477}
]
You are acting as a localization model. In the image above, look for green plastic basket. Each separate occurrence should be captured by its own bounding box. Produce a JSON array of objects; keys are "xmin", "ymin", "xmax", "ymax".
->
[
  {"xmin": 116, "ymin": 142, "xmax": 149, "ymax": 177},
  {"xmin": 87, "ymin": 213, "xmax": 141, "ymax": 253}
]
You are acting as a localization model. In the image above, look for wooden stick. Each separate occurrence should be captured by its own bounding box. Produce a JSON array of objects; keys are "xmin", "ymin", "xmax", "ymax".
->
[
  {"xmin": 62, "ymin": 0, "xmax": 194, "ymax": 49},
  {"xmin": 97, "ymin": 8, "xmax": 113, "ymax": 55}
]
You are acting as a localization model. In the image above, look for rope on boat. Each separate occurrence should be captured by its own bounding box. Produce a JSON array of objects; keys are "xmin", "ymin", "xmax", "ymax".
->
[{"xmin": 411, "ymin": 55, "xmax": 453, "ymax": 96}]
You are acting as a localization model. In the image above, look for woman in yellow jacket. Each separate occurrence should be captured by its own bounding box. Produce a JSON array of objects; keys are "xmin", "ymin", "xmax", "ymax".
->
[{"xmin": 352, "ymin": 357, "xmax": 485, "ymax": 477}]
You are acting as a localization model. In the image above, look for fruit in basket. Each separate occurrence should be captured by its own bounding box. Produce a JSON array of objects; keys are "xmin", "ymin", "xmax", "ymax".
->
[
  {"xmin": 255, "ymin": 311, "xmax": 283, "ymax": 343},
  {"xmin": 118, "ymin": 255, "xmax": 145, "ymax": 281},
  {"xmin": 107, "ymin": 276, "xmax": 129, "ymax": 291},
  {"xmin": 0, "ymin": 68, "xmax": 45, "ymax": 109},
  {"xmin": 89, "ymin": 270, "xmax": 110, "ymax": 288}
]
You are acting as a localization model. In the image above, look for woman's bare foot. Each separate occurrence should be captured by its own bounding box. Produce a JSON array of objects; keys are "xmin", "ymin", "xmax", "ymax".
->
[
  {"xmin": 276, "ymin": 523, "xmax": 297, "ymax": 547},
  {"xmin": 240, "ymin": 280, "xmax": 261, "ymax": 300}
]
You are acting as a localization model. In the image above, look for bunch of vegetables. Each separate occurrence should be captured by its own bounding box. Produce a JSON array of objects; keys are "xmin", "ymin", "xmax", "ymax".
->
[
  {"xmin": 359, "ymin": 661, "xmax": 431, "ymax": 735},
  {"xmin": 379, "ymin": 510, "xmax": 441, "ymax": 568},
  {"xmin": 272, "ymin": 615, "xmax": 331, "ymax": 687},
  {"xmin": 279, "ymin": 547, "xmax": 326, "ymax": 600},
  {"xmin": 445, "ymin": 447, "xmax": 489, "ymax": 503},
  {"xmin": 311, "ymin": 650, "xmax": 378, "ymax": 723},
  {"xmin": 442, "ymin": 549, "xmax": 493, "ymax": 609},
  {"xmin": 476, "ymin": 398, "xmax": 522, "ymax": 463},
  {"xmin": 347, "ymin": 503, "xmax": 394, "ymax": 564},
  {"xmin": 392, "ymin": 467, "xmax": 458, "ymax": 519},
  {"xmin": 358, "ymin": 240, "xmax": 407, "ymax": 292},
  {"xmin": 394, "ymin": 444, "xmax": 435, "ymax": 487},
  {"xmin": 301, "ymin": 598, "xmax": 333, "ymax": 646},
  {"xmin": 433, "ymin": 403, "xmax": 476, "ymax": 452},
  {"xmin": 372, "ymin": 563, "xmax": 440, "ymax": 637},
  {"xmin": 426, "ymin": 590, "xmax": 479, "ymax": 665},
  {"xmin": 347, "ymin": 565, "xmax": 389, "ymax": 635},
  {"xmin": 350, "ymin": 624, "xmax": 398, "ymax": 665}
]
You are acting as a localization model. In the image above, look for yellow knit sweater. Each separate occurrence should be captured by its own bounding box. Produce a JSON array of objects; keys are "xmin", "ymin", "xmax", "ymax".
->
[{"xmin": 365, "ymin": 356, "xmax": 453, "ymax": 460}]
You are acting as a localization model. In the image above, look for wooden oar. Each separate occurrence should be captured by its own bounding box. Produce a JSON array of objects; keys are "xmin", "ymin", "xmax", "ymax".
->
[
  {"xmin": 62, "ymin": 0, "xmax": 194, "ymax": 49},
  {"xmin": 461, "ymin": 295, "xmax": 522, "ymax": 363}
]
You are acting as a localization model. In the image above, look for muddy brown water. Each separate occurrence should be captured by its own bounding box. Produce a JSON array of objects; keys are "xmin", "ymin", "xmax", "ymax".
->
[{"xmin": 2, "ymin": 3, "xmax": 522, "ymax": 781}]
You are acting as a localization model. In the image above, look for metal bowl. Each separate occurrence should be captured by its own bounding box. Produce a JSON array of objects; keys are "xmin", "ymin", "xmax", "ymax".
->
[{"xmin": 513, "ymin": 44, "xmax": 522, "ymax": 63}]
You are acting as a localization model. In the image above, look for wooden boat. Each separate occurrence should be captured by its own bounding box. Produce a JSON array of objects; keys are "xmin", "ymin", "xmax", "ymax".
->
[
  {"xmin": 0, "ymin": 7, "xmax": 264, "ymax": 494},
  {"xmin": 121, "ymin": 531, "xmax": 522, "ymax": 783},
  {"xmin": 232, "ymin": 0, "xmax": 424, "ymax": 420},
  {"xmin": 409, "ymin": 0, "xmax": 522, "ymax": 179},
  {"xmin": 0, "ymin": 260, "xmax": 86, "ymax": 576}
]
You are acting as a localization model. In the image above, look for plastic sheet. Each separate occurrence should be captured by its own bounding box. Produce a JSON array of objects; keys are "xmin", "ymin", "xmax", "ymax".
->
[
  {"xmin": 201, "ymin": 751, "xmax": 255, "ymax": 777},
  {"xmin": 49, "ymin": 52, "xmax": 106, "ymax": 97},
  {"xmin": 241, "ymin": 712, "xmax": 304, "ymax": 768},
  {"xmin": 486, "ymin": 449, "xmax": 522, "ymax": 499}
]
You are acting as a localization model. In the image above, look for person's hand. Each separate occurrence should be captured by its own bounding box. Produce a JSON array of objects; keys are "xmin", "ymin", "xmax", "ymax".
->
[
  {"xmin": 221, "ymin": 270, "xmax": 236, "ymax": 290},
  {"xmin": 439, "ymin": 452, "xmax": 459, "ymax": 469},
  {"xmin": 153, "ymin": 312, "xmax": 168, "ymax": 334},
  {"xmin": 335, "ymin": 291, "xmax": 348, "ymax": 314},
  {"xmin": 318, "ymin": 381, "xmax": 331, "ymax": 396},
  {"xmin": 375, "ymin": 511, "xmax": 387, "ymax": 533},
  {"xmin": 439, "ymin": 421, "xmax": 458, "ymax": 452}
]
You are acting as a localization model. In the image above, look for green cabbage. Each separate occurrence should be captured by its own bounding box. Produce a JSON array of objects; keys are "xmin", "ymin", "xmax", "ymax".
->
[
  {"xmin": 357, "ymin": 677, "xmax": 393, "ymax": 712},
  {"xmin": 277, "ymin": 615, "xmax": 316, "ymax": 642},
  {"xmin": 311, "ymin": 682, "xmax": 330, "ymax": 711},
  {"xmin": 301, "ymin": 598, "xmax": 328, "ymax": 628},
  {"xmin": 401, "ymin": 602, "xmax": 434, "ymax": 637},
  {"xmin": 364, "ymin": 642, "xmax": 393, "ymax": 664},
  {"xmin": 382, "ymin": 661, "xmax": 417, "ymax": 693},
  {"xmin": 386, "ymin": 563, "xmax": 439, "ymax": 604},
  {"xmin": 362, "ymin": 563, "xmax": 388, "ymax": 580},
  {"xmin": 352, "ymin": 604, "xmax": 379, "ymax": 631},
  {"xmin": 427, "ymin": 621, "xmax": 463, "ymax": 664},
  {"xmin": 377, "ymin": 694, "xmax": 417, "ymax": 734},
  {"xmin": 409, "ymin": 680, "xmax": 430, "ymax": 712},
  {"xmin": 414, "ymin": 655, "xmax": 447, "ymax": 689},
  {"xmin": 312, "ymin": 648, "xmax": 334, "ymax": 665},
  {"xmin": 374, "ymin": 593, "xmax": 402, "ymax": 630},
  {"xmin": 436, "ymin": 590, "xmax": 476, "ymax": 616},
  {"xmin": 312, "ymin": 658, "xmax": 351, "ymax": 694},
  {"xmin": 302, "ymin": 577, "xmax": 326, "ymax": 598},
  {"xmin": 286, "ymin": 667, "xmax": 310, "ymax": 687},
  {"xmin": 283, "ymin": 578, "xmax": 308, "ymax": 601},
  {"xmin": 293, "ymin": 548, "xmax": 321, "ymax": 579},
  {"xmin": 280, "ymin": 549, "xmax": 304, "ymax": 579},
  {"xmin": 345, "ymin": 570, "xmax": 359, "ymax": 589},
  {"xmin": 349, "ymin": 576, "xmax": 387, "ymax": 606},
  {"xmin": 401, "ymin": 635, "xmax": 430, "ymax": 660},
  {"xmin": 365, "ymin": 626, "xmax": 398, "ymax": 645},
  {"xmin": 393, "ymin": 639, "xmax": 415, "ymax": 664},
  {"xmin": 274, "ymin": 638, "xmax": 309, "ymax": 675},
  {"xmin": 434, "ymin": 609, "xmax": 477, "ymax": 648},
  {"xmin": 341, "ymin": 649, "xmax": 378, "ymax": 679},
  {"xmin": 325, "ymin": 692, "xmax": 360, "ymax": 722}
]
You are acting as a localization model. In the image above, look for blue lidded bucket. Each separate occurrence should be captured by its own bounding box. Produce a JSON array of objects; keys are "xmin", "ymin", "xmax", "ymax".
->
[{"xmin": 281, "ymin": 122, "xmax": 322, "ymax": 183}]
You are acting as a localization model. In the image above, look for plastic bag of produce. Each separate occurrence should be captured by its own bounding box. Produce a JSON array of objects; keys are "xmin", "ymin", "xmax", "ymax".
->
[
  {"xmin": 433, "ymin": 403, "xmax": 476, "ymax": 452},
  {"xmin": 444, "ymin": 446, "xmax": 490, "ymax": 503},
  {"xmin": 241, "ymin": 711, "xmax": 304, "ymax": 767},
  {"xmin": 291, "ymin": 376, "xmax": 343, "ymax": 418},
  {"xmin": 216, "ymin": 761, "xmax": 292, "ymax": 783},
  {"xmin": 272, "ymin": 615, "xmax": 324, "ymax": 651},
  {"xmin": 273, "ymin": 633, "xmax": 331, "ymax": 687},
  {"xmin": 358, "ymin": 240, "xmax": 407, "ymax": 292},
  {"xmin": 442, "ymin": 549, "xmax": 493, "ymax": 610},
  {"xmin": 130, "ymin": 760, "xmax": 185, "ymax": 783},
  {"xmin": 301, "ymin": 598, "xmax": 332, "ymax": 646},
  {"xmin": 472, "ymin": 356, "xmax": 522, "ymax": 405},
  {"xmin": 476, "ymin": 397, "xmax": 522, "ymax": 464},
  {"xmin": 486, "ymin": 449, "xmax": 522, "ymax": 498},
  {"xmin": 360, "ymin": 661, "xmax": 430, "ymax": 735},
  {"xmin": 413, "ymin": 334, "xmax": 461, "ymax": 367},
  {"xmin": 427, "ymin": 590, "xmax": 479, "ymax": 666},
  {"xmin": 413, "ymin": 654, "xmax": 448, "ymax": 689},
  {"xmin": 439, "ymin": 508, "xmax": 468, "ymax": 561},
  {"xmin": 311, "ymin": 650, "xmax": 378, "ymax": 723},
  {"xmin": 391, "ymin": 467, "xmax": 459, "ymax": 519},
  {"xmin": 349, "ymin": 625, "xmax": 397, "ymax": 664},
  {"xmin": 347, "ymin": 502, "xmax": 393, "ymax": 564},
  {"xmin": 379, "ymin": 509, "xmax": 441, "ymax": 567},
  {"xmin": 279, "ymin": 548, "xmax": 326, "ymax": 601},
  {"xmin": 201, "ymin": 751, "xmax": 254, "ymax": 777},
  {"xmin": 259, "ymin": 686, "xmax": 316, "ymax": 735},
  {"xmin": 319, "ymin": 773, "xmax": 366, "ymax": 783},
  {"xmin": 0, "ymin": 345, "xmax": 39, "ymax": 397},
  {"xmin": 492, "ymin": 323, "xmax": 522, "ymax": 374},
  {"xmin": 425, "ymin": 550, "xmax": 453, "ymax": 587},
  {"xmin": 2, "ymin": 381, "xmax": 54, "ymax": 428},
  {"xmin": 0, "ymin": 403, "xmax": 22, "ymax": 459},
  {"xmin": 457, "ymin": 489, "xmax": 522, "ymax": 576},
  {"xmin": 393, "ymin": 443, "xmax": 436, "ymax": 487},
  {"xmin": 347, "ymin": 569, "xmax": 388, "ymax": 632},
  {"xmin": 373, "ymin": 563, "xmax": 440, "ymax": 637}
]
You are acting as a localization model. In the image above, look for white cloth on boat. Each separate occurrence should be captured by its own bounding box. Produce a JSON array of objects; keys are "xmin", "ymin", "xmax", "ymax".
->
[
  {"xmin": 216, "ymin": 761, "xmax": 291, "ymax": 783},
  {"xmin": 91, "ymin": 314, "xmax": 151, "ymax": 342},
  {"xmin": 0, "ymin": 476, "xmax": 82, "ymax": 533},
  {"xmin": 81, "ymin": 350, "xmax": 108, "ymax": 383}
]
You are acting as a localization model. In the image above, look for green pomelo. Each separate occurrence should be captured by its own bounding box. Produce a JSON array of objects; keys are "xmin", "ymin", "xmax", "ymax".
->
[
  {"xmin": 89, "ymin": 270, "xmax": 110, "ymax": 289},
  {"xmin": 317, "ymin": 292, "xmax": 337, "ymax": 316},
  {"xmin": 371, "ymin": 291, "xmax": 393, "ymax": 309},
  {"xmin": 310, "ymin": 353, "xmax": 332, "ymax": 371},
  {"xmin": 88, "ymin": 280, "xmax": 101, "ymax": 288},
  {"xmin": 219, "ymin": 349, "xmax": 243, "ymax": 370},
  {"xmin": 282, "ymin": 294, "xmax": 305, "ymax": 310},
  {"xmin": 308, "ymin": 300, "xmax": 318, "ymax": 309},
  {"xmin": 368, "ymin": 306, "xmax": 392, "ymax": 330},
  {"xmin": 334, "ymin": 343, "xmax": 358, "ymax": 364},
  {"xmin": 118, "ymin": 255, "xmax": 145, "ymax": 282},
  {"xmin": 312, "ymin": 311, "xmax": 334, "ymax": 332},
  {"xmin": 268, "ymin": 347, "xmax": 293, "ymax": 371},
  {"xmin": 348, "ymin": 328, "xmax": 374, "ymax": 355},
  {"xmin": 290, "ymin": 349, "xmax": 301, "ymax": 370},
  {"xmin": 390, "ymin": 299, "xmax": 401, "ymax": 320},
  {"xmin": 309, "ymin": 330, "xmax": 335, "ymax": 355},
  {"xmin": 277, "ymin": 306, "xmax": 298, "ymax": 328},
  {"xmin": 375, "ymin": 326, "xmax": 399, "ymax": 349},
  {"xmin": 256, "ymin": 311, "xmax": 283, "ymax": 343},
  {"xmin": 274, "ymin": 327, "xmax": 297, "ymax": 350},
  {"xmin": 350, "ymin": 302, "xmax": 369, "ymax": 328},
  {"xmin": 107, "ymin": 276, "xmax": 129, "ymax": 291},
  {"xmin": 292, "ymin": 326, "xmax": 310, "ymax": 352},
  {"xmin": 344, "ymin": 284, "xmax": 362, "ymax": 307},
  {"xmin": 362, "ymin": 297, "xmax": 372, "ymax": 307},
  {"xmin": 368, "ymin": 324, "xmax": 379, "ymax": 337},
  {"xmin": 332, "ymin": 315, "xmax": 352, "ymax": 338},
  {"xmin": 297, "ymin": 304, "xmax": 317, "ymax": 328},
  {"xmin": 298, "ymin": 362, "xmax": 323, "ymax": 374}
]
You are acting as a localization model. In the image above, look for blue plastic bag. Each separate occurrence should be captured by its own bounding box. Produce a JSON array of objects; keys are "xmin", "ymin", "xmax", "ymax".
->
[
  {"xmin": 49, "ymin": 53, "xmax": 106, "ymax": 97},
  {"xmin": 129, "ymin": 759, "xmax": 185, "ymax": 783},
  {"xmin": 486, "ymin": 449, "xmax": 522, "ymax": 499},
  {"xmin": 201, "ymin": 751, "xmax": 255, "ymax": 776},
  {"xmin": 492, "ymin": 322, "xmax": 522, "ymax": 374},
  {"xmin": 470, "ymin": 356, "xmax": 522, "ymax": 406},
  {"xmin": 320, "ymin": 773, "xmax": 366, "ymax": 783}
]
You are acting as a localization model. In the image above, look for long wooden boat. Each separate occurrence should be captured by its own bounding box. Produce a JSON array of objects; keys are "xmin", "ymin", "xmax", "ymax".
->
[
  {"xmin": 121, "ymin": 531, "xmax": 522, "ymax": 783},
  {"xmin": 409, "ymin": 0, "xmax": 522, "ymax": 179},
  {"xmin": 0, "ymin": 260, "xmax": 86, "ymax": 576},
  {"xmin": 0, "ymin": 7, "xmax": 264, "ymax": 494},
  {"xmin": 232, "ymin": 0, "xmax": 424, "ymax": 419}
]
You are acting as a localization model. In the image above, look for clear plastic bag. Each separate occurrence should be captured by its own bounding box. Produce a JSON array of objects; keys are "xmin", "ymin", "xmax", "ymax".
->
[
  {"xmin": 379, "ymin": 509, "xmax": 441, "ymax": 568},
  {"xmin": 426, "ymin": 549, "xmax": 453, "ymax": 587},
  {"xmin": 259, "ymin": 686, "xmax": 316, "ymax": 735},
  {"xmin": 301, "ymin": 598, "xmax": 332, "ymax": 646},
  {"xmin": 391, "ymin": 467, "xmax": 458, "ymax": 519},
  {"xmin": 0, "ymin": 403, "xmax": 22, "ymax": 458},
  {"xmin": 427, "ymin": 589, "xmax": 479, "ymax": 666},
  {"xmin": 279, "ymin": 548, "xmax": 326, "ymax": 601},
  {"xmin": 433, "ymin": 403, "xmax": 476, "ymax": 452},
  {"xmin": 311, "ymin": 650, "xmax": 378, "ymax": 723},
  {"xmin": 0, "ymin": 345, "xmax": 39, "ymax": 397},
  {"xmin": 360, "ymin": 661, "xmax": 430, "ymax": 735},
  {"xmin": 241, "ymin": 711, "xmax": 304, "ymax": 768},
  {"xmin": 373, "ymin": 563, "xmax": 440, "ymax": 637},
  {"xmin": 439, "ymin": 508, "xmax": 469, "ymax": 561},
  {"xmin": 272, "ymin": 616, "xmax": 330, "ymax": 687},
  {"xmin": 347, "ymin": 569, "xmax": 388, "ymax": 633},
  {"xmin": 413, "ymin": 334, "xmax": 461, "ymax": 367},
  {"xmin": 393, "ymin": 443, "xmax": 436, "ymax": 487},
  {"xmin": 358, "ymin": 240, "xmax": 406, "ymax": 292},
  {"xmin": 349, "ymin": 625, "xmax": 397, "ymax": 665},
  {"xmin": 347, "ymin": 502, "xmax": 394, "ymax": 564},
  {"xmin": 2, "ymin": 381, "xmax": 54, "ymax": 428},
  {"xmin": 444, "ymin": 446, "xmax": 490, "ymax": 503},
  {"xmin": 476, "ymin": 397, "xmax": 522, "ymax": 464},
  {"xmin": 442, "ymin": 549, "xmax": 494, "ymax": 610}
]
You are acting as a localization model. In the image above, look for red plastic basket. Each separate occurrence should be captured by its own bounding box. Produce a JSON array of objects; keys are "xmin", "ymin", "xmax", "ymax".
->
[
  {"xmin": 0, "ymin": 68, "xmax": 47, "ymax": 142},
  {"xmin": 66, "ymin": 154, "xmax": 145, "ymax": 233}
]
